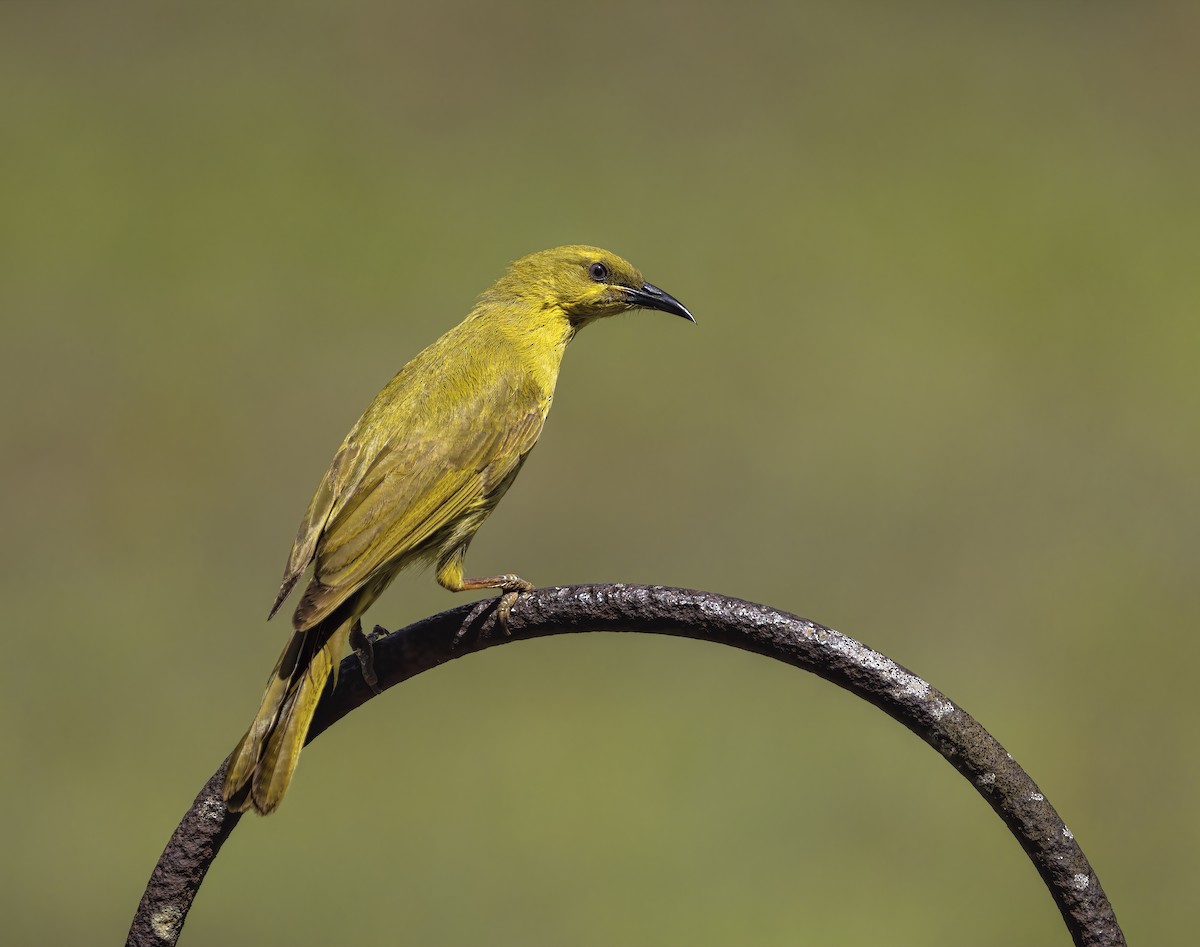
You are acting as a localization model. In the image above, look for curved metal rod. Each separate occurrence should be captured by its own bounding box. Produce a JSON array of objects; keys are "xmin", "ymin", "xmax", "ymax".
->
[{"xmin": 128, "ymin": 584, "xmax": 1124, "ymax": 947}]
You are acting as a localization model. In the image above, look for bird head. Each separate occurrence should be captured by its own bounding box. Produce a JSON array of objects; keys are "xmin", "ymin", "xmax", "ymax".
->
[{"xmin": 494, "ymin": 245, "xmax": 694, "ymax": 328}]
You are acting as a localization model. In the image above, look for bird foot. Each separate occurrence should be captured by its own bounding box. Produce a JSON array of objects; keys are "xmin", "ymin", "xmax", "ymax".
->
[
  {"xmin": 350, "ymin": 620, "xmax": 384, "ymax": 694},
  {"xmin": 452, "ymin": 577, "xmax": 534, "ymax": 648}
]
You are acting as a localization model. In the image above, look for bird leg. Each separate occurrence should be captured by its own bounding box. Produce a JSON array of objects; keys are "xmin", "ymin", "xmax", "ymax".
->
[{"xmin": 349, "ymin": 619, "xmax": 383, "ymax": 694}]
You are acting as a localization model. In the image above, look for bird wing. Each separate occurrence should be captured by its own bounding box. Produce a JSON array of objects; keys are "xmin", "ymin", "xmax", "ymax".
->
[
  {"xmin": 284, "ymin": 342, "xmax": 549, "ymax": 631},
  {"xmin": 269, "ymin": 437, "xmax": 366, "ymax": 618}
]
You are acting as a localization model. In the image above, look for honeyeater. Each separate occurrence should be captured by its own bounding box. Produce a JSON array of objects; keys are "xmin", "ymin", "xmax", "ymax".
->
[{"xmin": 222, "ymin": 245, "xmax": 694, "ymax": 814}]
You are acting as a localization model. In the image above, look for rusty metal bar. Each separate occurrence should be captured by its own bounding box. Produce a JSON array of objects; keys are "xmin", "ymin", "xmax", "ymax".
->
[{"xmin": 128, "ymin": 584, "xmax": 1123, "ymax": 946}]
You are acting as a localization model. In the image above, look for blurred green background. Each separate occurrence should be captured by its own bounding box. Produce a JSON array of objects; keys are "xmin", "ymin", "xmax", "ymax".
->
[{"xmin": 3, "ymin": 1, "xmax": 1196, "ymax": 944}]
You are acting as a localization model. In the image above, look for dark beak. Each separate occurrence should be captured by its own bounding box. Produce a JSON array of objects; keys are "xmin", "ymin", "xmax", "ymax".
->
[{"xmin": 625, "ymin": 281, "xmax": 695, "ymax": 323}]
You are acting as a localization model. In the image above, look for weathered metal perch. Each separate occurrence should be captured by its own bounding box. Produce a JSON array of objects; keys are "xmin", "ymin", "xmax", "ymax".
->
[{"xmin": 128, "ymin": 584, "xmax": 1124, "ymax": 946}]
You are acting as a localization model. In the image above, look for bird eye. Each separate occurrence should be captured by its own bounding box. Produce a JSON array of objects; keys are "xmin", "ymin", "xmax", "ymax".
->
[{"xmin": 588, "ymin": 262, "xmax": 610, "ymax": 282}]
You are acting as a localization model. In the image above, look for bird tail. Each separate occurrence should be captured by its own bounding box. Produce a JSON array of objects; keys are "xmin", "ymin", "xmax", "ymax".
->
[{"xmin": 223, "ymin": 616, "xmax": 353, "ymax": 815}]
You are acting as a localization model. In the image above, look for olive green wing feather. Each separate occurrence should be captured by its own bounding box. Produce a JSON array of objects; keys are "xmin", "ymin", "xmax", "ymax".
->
[
  {"xmin": 269, "ymin": 439, "xmax": 365, "ymax": 618},
  {"xmin": 290, "ymin": 360, "xmax": 549, "ymax": 630},
  {"xmin": 268, "ymin": 333, "xmax": 485, "ymax": 618}
]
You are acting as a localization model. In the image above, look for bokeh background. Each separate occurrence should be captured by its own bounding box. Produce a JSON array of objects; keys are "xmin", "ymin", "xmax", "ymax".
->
[{"xmin": 3, "ymin": 2, "xmax": 1197, "ymax": 944}]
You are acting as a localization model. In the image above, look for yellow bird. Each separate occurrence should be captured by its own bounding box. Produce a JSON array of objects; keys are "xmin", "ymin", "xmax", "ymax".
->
[{"xmin": 222, "ymin": 245, "xmax": 693, "ymax": 814}]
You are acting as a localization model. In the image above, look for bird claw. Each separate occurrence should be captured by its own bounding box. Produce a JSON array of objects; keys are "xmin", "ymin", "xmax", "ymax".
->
[
  {"xmin": 453, "ymin": 598, "xmax": 493, "ymax": 648},
  {"xmin": 494, "ymin": 590, "xmax": 521, "ymax": 629},
  {"xmin": 350, "ymin": 620, "xmax": 384, "ymax": 694}
]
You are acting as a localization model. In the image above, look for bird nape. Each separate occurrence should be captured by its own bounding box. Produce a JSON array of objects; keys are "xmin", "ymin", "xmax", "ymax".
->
[{"xmin": 222, "ymin": 245, "xmax": 694, "ymax": 815}]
